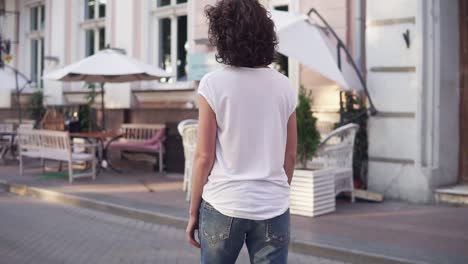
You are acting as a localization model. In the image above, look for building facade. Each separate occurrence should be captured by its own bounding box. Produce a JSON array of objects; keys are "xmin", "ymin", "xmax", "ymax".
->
[
  {"xmin": 0, "ymin": 0, "xmax": 464, "ymax": 202},
  {"xmin": 366, "ymin": 0, "xmax": 465, "ymax": 202},
  {"xmin": 1, "ymin": 0, "xmax": 352, "ymax": 128}
]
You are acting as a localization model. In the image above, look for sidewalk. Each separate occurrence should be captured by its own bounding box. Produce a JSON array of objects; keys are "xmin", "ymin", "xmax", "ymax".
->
[{"xmin": 1, "ymin": 159, "xmax": 467, "ymax": 264}]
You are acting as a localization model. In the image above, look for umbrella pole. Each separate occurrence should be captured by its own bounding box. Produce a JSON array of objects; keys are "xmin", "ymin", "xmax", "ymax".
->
[
  {"xmin": 100, "ymin": 82, "xmax": 105, "ymax": 131},
  {"xmin": 308, "ymin": 8, "xmax": 377, "ymax": 116}
]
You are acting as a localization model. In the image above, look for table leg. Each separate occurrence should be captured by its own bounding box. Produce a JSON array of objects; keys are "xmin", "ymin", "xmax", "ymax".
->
[
  {"xmin": 0, "ymin": 143, "xmax": 8, "ymax": 165},
  {"xmin": 7, "ymin": 135, "xmax": 17, "ymax": 159},
  {"xmin": 101, "ymin": 136, "xmax": 123, "ymax": 173}
]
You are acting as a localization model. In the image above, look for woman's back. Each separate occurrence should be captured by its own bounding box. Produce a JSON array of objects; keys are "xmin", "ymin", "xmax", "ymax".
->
[
  {"xmin": 186, "ymin": 1, "xmax": 296, "ymax": 262},
  {"xmin": 199, "ymin": 66, "xmax": 296, "ymax": 220}
]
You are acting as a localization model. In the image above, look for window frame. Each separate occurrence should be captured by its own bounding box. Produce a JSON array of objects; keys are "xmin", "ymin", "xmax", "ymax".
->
[
  {"xmin": 80, "ymin": 0, "xmax": 107, "ymax": 57},
  {"xmin": 84, "ymin": 0, "xmax": 107, "ymax": 21},
  {"xmin": 151, "ymin": 0, "xmax": 188, "ymax": 83},
  {"xmin": 28, "ymin": 2, "xmax": 45, "ymax": 88}
]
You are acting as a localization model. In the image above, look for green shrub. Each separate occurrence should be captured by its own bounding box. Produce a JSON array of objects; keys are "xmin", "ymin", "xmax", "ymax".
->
[
  {"xmin": 27, "ymin": 89, "xmax": 46, "ymax": 128},
  {"xmin": 296, "ymin": 87, "xmax": 321, "ymax": 169}
]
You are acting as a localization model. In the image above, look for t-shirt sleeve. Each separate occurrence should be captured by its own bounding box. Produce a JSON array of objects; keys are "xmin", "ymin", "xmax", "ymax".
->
[
  {"xmin": 287, "ymin": 85, "xmax": 298, "ymax": 117},
  {"xmin": 197, "ymin": 75, "xmax": 216, "ymax": 113}
]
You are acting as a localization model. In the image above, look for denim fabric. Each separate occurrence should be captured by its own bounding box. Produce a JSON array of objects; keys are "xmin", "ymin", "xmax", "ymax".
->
[{"xmin": 198, "ymin": 200, "xmax": 290, "ymax": 264}]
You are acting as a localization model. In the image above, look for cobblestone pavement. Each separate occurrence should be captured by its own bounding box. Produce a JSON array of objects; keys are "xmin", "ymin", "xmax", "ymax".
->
[{"xmin": 0, "ymin": 192, "xmax": 345, "ymax": 264}]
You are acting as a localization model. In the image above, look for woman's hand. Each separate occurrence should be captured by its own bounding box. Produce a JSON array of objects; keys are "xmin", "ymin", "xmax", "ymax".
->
[{"xmin": 186, "ymin": 215, "xmax": 201, "ymax": 248}]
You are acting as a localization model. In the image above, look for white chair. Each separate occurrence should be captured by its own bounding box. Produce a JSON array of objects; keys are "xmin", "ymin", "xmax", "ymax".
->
[
  {"xmin": 181, "ymin": 124, "xmax": 198, "ymax": 201},
  {"xmin": 0, "ymin": 123, "xmax": 15, "ymax": 161},
  {"xmin": 309, "ymin": 123, "xmax": 359, "ymax": 202},
  {"xmin": 178, "ymin": 119, "xmax": 198, "ymax": 191},
  {"xmin": 18, "ymin": 123, "xmax": 34, "ymax": 130}
]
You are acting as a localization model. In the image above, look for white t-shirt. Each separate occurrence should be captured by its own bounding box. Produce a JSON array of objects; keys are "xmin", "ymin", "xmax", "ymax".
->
[{"xmin": 198, "ymin": 66, "xmax": 297, "ymax": 221}]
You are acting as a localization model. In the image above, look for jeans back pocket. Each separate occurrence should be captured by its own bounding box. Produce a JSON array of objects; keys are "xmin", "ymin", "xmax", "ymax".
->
[
  {"xmin": 266, "ymin": 209, "xmax": 290, "ymax": 245},
  {"xmin": 200, "ymin": 201, "xmax": 233, "ymax": 246}
]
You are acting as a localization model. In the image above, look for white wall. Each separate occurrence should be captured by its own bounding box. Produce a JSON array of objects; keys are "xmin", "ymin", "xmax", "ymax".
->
[
  {"xmin": 431, "ymin": 0, "xmax": 460, "ymax": 187},
  {"xmin": 366, "ymin": 0, "xmax": 460, "ymax": 202},
  {"xmin": 43, "ymin": 0, "xmax": 65, "ymax": 105},
  {"xmin": 103, "ymin": 0, "xmax": 132, "ymax": 109},
  {"xmin": 366, "ymin": 0, "xmax": 427, "ymax": 202}
]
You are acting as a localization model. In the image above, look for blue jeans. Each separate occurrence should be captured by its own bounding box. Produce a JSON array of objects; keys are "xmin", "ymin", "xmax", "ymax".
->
[{"xmin": 198, "ymin": 200, "xmax": 290, "ymax": 264}]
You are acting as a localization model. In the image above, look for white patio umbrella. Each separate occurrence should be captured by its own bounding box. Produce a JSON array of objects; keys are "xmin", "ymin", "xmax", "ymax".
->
[
  {"xmin": 270, "ymin": 9, "xmax": 377, "ymax": 113},
  {"xmin": 271, "ymin": 10, "xmax": 362, "ymax": 91},
  {"xmin": 43, "ymin": 48, "xmax": 171, "ymax": 129}
]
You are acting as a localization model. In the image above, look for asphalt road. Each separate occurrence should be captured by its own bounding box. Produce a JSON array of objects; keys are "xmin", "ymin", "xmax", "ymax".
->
[{"xmin": 0, "ymin": 192, "xmax": 345, "ymax": 264}]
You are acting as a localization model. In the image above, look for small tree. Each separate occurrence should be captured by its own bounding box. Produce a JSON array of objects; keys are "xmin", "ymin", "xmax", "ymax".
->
[
  {"xmin": 27, "ymin": 89, "xmax": 46, "ymax": 128},
  {"xmin": 79, "ymin": 83, "xmax": 98, "ymax": 132},
  {"xmin": 296, "ymin": 87, "xmax": 321, "ymax": 169}
]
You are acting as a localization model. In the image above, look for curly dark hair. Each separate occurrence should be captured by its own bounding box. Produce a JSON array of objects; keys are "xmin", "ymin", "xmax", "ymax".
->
[{"xmin": 205, "ymin": 0, "xmax": 278, "ymax": 68}]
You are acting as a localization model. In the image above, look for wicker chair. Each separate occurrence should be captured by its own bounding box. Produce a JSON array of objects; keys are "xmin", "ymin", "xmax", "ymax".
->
[
  {"xmin": 309, "ymin": 123, "xmax": 359, "ymax": 202},
  {"xmin": 180, "ymin": 124, "xmax": 198, "ymax": 201},
  {"xmin": 177, "ymin": 119, "xmax": 198, "ymax": 136},
  {"xmin": 177, "ymin": 119, "xmax": 198, "ymax": 192}
]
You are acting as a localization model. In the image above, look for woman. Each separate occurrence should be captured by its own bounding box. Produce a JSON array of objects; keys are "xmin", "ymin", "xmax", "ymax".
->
[{"xmin": 186, "ymin": 0, "xmax": 297, "ymax": 263}]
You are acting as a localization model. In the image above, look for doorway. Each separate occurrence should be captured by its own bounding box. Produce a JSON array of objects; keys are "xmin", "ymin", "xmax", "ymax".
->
[{"xmin": 459, "ymin": 0, "xmax": 468, "ymax": 183}]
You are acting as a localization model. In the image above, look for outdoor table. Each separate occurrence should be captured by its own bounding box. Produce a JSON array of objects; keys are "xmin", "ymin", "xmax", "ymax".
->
[
  {"xmin": 69, "ymin": 131, "xmax": 124, "ymax": 173},
  {"xmin": 0, "ymin": 131, "xmax": 17, "ymax": 164}
]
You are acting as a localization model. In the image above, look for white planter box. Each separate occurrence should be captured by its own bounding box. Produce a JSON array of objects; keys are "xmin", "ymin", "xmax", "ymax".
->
[{"xmin": 290, "ymin": 168, "xmax": 336, "ymax": 217}]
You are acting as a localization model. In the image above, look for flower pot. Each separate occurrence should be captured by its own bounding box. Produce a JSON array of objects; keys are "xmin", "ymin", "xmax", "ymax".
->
[{"xmin": 290, "ymin": 168, "xmax": 336, "ymax": 217}]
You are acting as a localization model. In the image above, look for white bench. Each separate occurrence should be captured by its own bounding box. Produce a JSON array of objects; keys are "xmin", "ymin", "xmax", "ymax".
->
[
  {"xmin": 17, "ymin": 129, "xmax": 97, "ymax": 183},
  {"xmin": 108, "ymin": 124, "xmax": 166, "ymax": 172}
]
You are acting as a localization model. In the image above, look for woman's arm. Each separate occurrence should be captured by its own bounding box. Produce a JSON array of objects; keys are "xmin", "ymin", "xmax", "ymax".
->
[
  {"xmin": 186, "ymin": 95, "xmax": 217, "ymax": 248},
  {"xmin": 284, "ymin": 112, "xmax": 297, "ymax": 185}
]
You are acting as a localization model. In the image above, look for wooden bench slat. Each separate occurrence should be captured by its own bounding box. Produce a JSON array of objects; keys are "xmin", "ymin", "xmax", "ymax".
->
[{"xmin": 18, "ymin": 129, "xmax": 96, "ymax": 183}]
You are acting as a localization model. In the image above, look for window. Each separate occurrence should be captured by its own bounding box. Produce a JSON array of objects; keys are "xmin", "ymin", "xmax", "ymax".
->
[
  {"xmin": 85, "ymin": 0, "xmax": 106, "ymax": 20},
  {"xmin": 153, "ymin": 0, "xmax": 188, "ymax": 82},
  {"xmin": 30, "ymin": 6, "xmax": 38, "ymax": 30},
  {"xmin": 84, "ymin": 27, "xmax": 105, "ymax": 56},
  {"xmin": 177, "ymin": 15, "xmax": 188, "ymax": 80},
  {"xmin": 29, "ymin": 4, "xmax": 45, "ymax": 87},
  {"xmin": 159, "ymin": 18, "xmax": 171, "ymax": 73},
  {"xmin": 157, "ymin": 0, "xmax": 171, "ymax": 7},
  {"xmin": 85, "ymin": 30, "xmax": 95, "ymax": 56},
  {"xmin": 30, "ymin": 39, "xmax": 38, "ymax": 83},
  {"xmin": 83, "ymin": 0, "xmax": 106, "ymax": 56}
]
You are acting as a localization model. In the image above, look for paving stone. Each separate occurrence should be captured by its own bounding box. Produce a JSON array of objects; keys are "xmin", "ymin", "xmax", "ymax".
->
[{"xmin": 0, "ymin": 193, "xmax": 346, "ymax": 264}]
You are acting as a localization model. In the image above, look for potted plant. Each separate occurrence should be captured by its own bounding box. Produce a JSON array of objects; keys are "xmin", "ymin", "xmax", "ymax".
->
[
  {"xmin": 79, "ymin": 83, "xmax": 98, "ymax": 132},
  {"xmin": 296, "ymin": 87, "xmax": 321, "ymax": 169},
  {"xmin": 290, "ymin": 87, "xmax": 336, "ymax": 217}
]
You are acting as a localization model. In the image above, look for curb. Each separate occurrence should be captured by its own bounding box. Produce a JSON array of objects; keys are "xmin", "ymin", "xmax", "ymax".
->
[
  {"xmin": 0, "ymin": 181, "xmax": 187, "ymax": 230},
  {"xmin": 0, "ymin": 180, "xmax": 417, "ymax": 264}
]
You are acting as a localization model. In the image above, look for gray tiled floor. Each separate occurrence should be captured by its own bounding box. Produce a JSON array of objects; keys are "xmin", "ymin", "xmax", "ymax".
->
[
  {"xmin": 0, "ymin": 192, "xmax": 345, "ymax": 264},
  {"xmin": 2, "ymin": 159, "xmax": 468, "ymax": 264}
]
